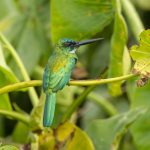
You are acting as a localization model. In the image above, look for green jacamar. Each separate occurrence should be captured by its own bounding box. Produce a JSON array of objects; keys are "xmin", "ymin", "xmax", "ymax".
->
[{"xmin": 43, "ymin": 38, "xmax": 103, "ymax": 127}]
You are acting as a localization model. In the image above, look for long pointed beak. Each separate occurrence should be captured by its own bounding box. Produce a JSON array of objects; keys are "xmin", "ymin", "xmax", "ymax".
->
[{"xmin": 75, "ymin": 38, "xmax": 103, "ymax": 47}]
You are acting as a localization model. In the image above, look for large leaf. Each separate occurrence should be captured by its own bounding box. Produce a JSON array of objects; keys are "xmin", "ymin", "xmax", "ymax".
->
[
  {"xmin": 51, "ymin": 0, "xmax": 114, "ymax": 42},
  {"xmin": 1, "ymin": 0, "xmax": 50, "ymax": 77},
  {"xmin": 126, "ymin": 41, "xmax": 150, "ymax": 150},
  {"xmin": 39, "ymin": 122, "xmax": 94, "ymax": 150},
  {"xmin": 86, "ymin": 108, "xmax": 146, "ymax": 150},
  {"xmin": 130, "ymin": 29, "xmax": 150, "ymax": 86},
  {"xmin": 0, "ymin": 0, "xmax": 18, "ymax": 32},
  {"xmin": 127, "ymin": 78, "xmax": 150, "ymax": 150},
  {"xmin": 9, "ymin": 18, "xmax": 49, "ymax": 76},
  {"xmin": 108, "ymin": 0, "xmax": 127, "ymax": 96}
]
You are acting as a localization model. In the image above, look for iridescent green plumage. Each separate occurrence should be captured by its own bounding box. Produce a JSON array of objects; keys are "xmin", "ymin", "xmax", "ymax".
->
[
  {"xmin": 43, "ymin": 38, "xmax": 77, "ymax": 127},
  {"xmin": 43, "ymin": 38, "xmax": 103, "ymax": 127}
]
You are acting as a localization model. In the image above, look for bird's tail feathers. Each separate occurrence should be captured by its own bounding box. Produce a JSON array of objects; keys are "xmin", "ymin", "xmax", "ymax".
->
[{"xmin": 43, "ymin": 92, "xmax": 56, "ymax": 127}]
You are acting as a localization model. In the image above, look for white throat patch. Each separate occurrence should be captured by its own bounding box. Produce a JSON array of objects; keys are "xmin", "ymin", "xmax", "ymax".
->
[{"xmin": 70, "ymin": 49, "xmax": 76, "ymax": 54}]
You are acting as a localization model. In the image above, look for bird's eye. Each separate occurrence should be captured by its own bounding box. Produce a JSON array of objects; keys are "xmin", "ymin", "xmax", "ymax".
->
[
  {"xmin": 63, "ymin": 42, "xmax": 72, "ymax": 47},
  {"xmin": 63, "ymin": 41, "xmax": 76, "ymax": 47}
]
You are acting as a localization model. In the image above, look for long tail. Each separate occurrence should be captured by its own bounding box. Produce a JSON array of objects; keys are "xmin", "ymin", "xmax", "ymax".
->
[{"xmin": 43, "ymin": 92, "xmax": 56, "ymax": 127}]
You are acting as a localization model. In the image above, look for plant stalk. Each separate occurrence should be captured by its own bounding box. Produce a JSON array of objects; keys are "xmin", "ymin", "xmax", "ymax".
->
[
  {"xmin": 0, "ymin": 74, "xmax": 137, "ymax": 95},
  {"xmin": 121, "ymin": 0, "xmax": 145, "ymax": 41},
  {"xmin": 0, "ymin": 32, "xmax": 39, "ymax": 107},
  {"xmin": 0, "ymin": 110, "xmax": 30, "ymax": 125}
]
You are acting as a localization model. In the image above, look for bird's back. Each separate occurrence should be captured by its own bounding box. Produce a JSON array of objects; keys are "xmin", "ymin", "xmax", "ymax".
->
[{"xmin": 43, "ymin": 51, "xmax": 77, "ymax": 93}]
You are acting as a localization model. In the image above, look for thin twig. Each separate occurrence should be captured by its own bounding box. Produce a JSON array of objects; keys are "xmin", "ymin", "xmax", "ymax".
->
[{"xmin": 0, "ymin": 74, "xmax": 137, "ymax": 95}]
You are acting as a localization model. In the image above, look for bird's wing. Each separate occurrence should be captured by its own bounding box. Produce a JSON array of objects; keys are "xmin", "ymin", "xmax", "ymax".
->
[{"xmin": 43, "ymin": 57, "xmax": 76, "ymax": 93}]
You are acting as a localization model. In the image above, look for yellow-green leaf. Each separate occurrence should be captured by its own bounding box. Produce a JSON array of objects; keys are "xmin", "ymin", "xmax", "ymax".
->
[
  {"xmin": 51, "ymin": 0, "xmax": 114, "ymax": 43},
  {"xmin": 130, "ymin": 29, "xmax": 150, "ymax": 86},
  {"xmin": 108, "ymin": 0, "xmax": 127, "ymax": 96},
  {"xmin": 56, "ymin": 122, "xmax": 94, "ymax": 150},
  {"xmin": 0, "ymin": 145, "xmax": 19, "ymax": 150},
  {"xmin": 38, "ymin": 122, "xmax": 94, "ymax": 150}
]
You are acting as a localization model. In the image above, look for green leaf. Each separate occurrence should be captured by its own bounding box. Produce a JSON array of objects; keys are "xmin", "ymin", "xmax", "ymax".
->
[
  {"xmin": 130, "ymin": 29, "xmax": 150, "ymax": 86},
  {"xmin": 132, "ymin": 0, "xmax": 150, "ymax": 10},
  {"xmin": 56, "ymin": 86, "xmax": 76, "ymax": 106},
  {"xmin": 51, "ymin": 0, "xmax": 114, "ymax": 42},
  {"xmin": 39, "ymin": 122, "xmax": 94, "ymax": 150},
  {"xmin": 108, "ymin": 0, "xmax": 127, "ymax": 96},
  {"xmin": 0, "ymin": 43, "xmax": 18, "ymax": 84},
  {"xmin": 53, "ymin": 86, "xmax": 77, "ymax": 126},
  {"xmin": 127, "ymin": 78, "xmax": 150, "ymax": 150},
  {"xmin": 123, "ymin": 47, "xmax": 131, "ymax": 75},
  {"xmin": 38, "ymin": 129, "xmax": 55, "ymax": 150},
  {"xmin": 0, "ymin": 0, "xmax": 18, "ymax": 32},
  {"xmin": 0, "ymin": 94, "xmax": 12, "ymax": 110},
  {"xmin": 0, "ymin": 43, "xmax": 17, "ymax": 136},
  {"xmin": 57, "ymin": 122, "xmax": 94, "ymax": 150},
  {"xmin": 12, "ymin": 122, "xmax": 30, "ymax": 143},
  {"xmin": 9, "ymin": 18, "xmax": 49, "ymax": 77},
  {"xmin": 0, "ymin": 94, "xmax": 12, "ymax": 136},
  {"xmin": 86, "ymin": 108, "xmax": 146, "ymax": 150},
  {"xmin": 0, "ymin": 0, "xmax": 17, "ymax": 19},
  {"xmin": 0, "ymin": 145, "xmax": 19, "ymax": 150}
]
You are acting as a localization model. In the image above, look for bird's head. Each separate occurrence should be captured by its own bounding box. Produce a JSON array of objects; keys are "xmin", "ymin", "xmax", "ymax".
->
[{"xmin": 57, "ymin": 38, "xmax": 103, "ymax": 53}]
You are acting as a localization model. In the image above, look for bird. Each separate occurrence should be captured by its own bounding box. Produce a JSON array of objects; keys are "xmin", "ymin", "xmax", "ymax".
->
[{"xmin": 42, "ymin": 37, "xmax": 103, "ymax": 127}]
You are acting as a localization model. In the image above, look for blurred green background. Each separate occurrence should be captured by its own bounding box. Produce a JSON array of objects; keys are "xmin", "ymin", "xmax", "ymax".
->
[{"xmin": 0, "ymin": 0, "xmax": 150, "ymax": 150}]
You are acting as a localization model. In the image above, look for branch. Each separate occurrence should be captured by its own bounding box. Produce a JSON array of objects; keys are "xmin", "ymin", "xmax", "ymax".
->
[
  {"xmin": 0, "ymin": 74, "xmax": 137, "ymax": 95},
  {"xmin": 70, "ymin": 73, "xmax": 136, "ymax": 86},
  {"xmin": 121, "ymin": 0, "xmax": 144, "ymax": 41},
  {"xmin": 0, "ymin": 110, "xmax": 30, "ymax": 125},
  {"xmin": 0, "ymin": 80, "xmax": 42, "ymax": 95}
]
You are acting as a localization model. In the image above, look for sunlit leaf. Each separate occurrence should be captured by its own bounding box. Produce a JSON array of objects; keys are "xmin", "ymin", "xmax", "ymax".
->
[
  {"xmin": 0, "ymin": 43, "xmax": 18, "ymax": 84},
  {"xmin": 130, "ymin": 29, "xmax": 150, "ymax": 87},
  {"xmin": 39, "ymin": 129, "xmax": 55, "ymax": 150},
  {"xmin": 51, "ymin": 0, "xmax": 114, "ymax": 42},
  {"xmin": 123, "ymin": 47, "xmax": 131, "ymax": 75},
  {"xmin": 39, "ymin": 122, "xmax": 94, "ymax": 150},
  {"xmin": 108, "ymin": 0, "xmax": 127, "ymax": 96},
  {"xmin": 12, "ymin": 122, "xmax": 30, "ymax": 143},
  {"xmin": 0, "ymin": 145, "xmax": 19, "ymax": 150},
  {"xmin": 57, "ymin": 122, "xmax": 94, "ymax": 150}
]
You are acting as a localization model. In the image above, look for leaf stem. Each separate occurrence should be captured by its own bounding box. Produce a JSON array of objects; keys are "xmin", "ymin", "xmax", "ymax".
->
[
  {"xmin": 0, "ymin": 32, "xmax": 39, "ymax": 107},
  {"xmin": 0, "ymin": 74, "xmax": 137, "ymax": 95},
  {"xmin": 88, "ymin": 93, "xmax": 118, "ymax": 116},
  {"xmin": 61, "ymin": 86, "xmax": 95, "ymax": 122},
  {"xmin": 0, "ymin": 110, "xmax": 30, "ymax": 125},
  {"xmin": 121, "ymin": 0, "xmax": 145, "ymax": 40},
  {"xmin": 69, "ymin": 74, "xmax": 136, "ymax": 86},
  {"xmin": 0, "ymin": 80, "xmax": 42, "ymax": 95}
]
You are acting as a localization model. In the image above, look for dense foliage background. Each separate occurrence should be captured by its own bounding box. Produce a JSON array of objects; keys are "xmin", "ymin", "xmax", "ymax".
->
[{"xmin": 0, "ymin": 0, "xmax": 150, "ymax": 149}]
